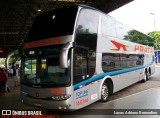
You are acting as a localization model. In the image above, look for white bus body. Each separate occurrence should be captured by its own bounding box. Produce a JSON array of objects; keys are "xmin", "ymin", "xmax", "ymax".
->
[{"xmin": 20, "ymin": 4, "xmax": 155, "ymax": 110}]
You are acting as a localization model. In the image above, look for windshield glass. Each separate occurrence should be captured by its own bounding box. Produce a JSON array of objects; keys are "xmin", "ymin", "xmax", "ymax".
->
[
  {"xmin": 21, "ymin": 45, "xmax": 70, "ymax": 87},
  {"xmin": 27, "ymin": 5, "xmax": 78, "ymax": 41}
]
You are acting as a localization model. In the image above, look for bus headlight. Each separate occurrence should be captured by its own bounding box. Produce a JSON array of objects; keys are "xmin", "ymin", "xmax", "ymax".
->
[
  {"xmin": 59, "ymin": 104, "xmax": 71, "ymax": 109},
  {"xmin": 52, "ymin": 94, "xmax": 71, "ymax": 101}
]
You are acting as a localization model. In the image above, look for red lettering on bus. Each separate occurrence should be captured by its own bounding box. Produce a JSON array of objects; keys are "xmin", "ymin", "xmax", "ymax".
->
[
  {"xmin": 51, "ymin": 38, "xmax": 61, "ymax": 45},
  {"xmin": 134, "ymin": 45, "xmax": 139, "ymax": 52},
  {"xmin": 45, "ymin": 39, "xmax": 51, "ymax": 45},
  {"xmin": 144, "ymin": 47, "xmax": 147, "ymax": 53},
  {"xmin": 26, "ymin": 42, "xmax": 37, "ymax": 48},
  {"xmin": 134, "ymin": 45, "xmax": 152, "ymax": 54},
  {"xmin": 23, "ymin": 38, "xmax": 61, "ymax": 49},
  {"xmin": 76, "ymin": 98, "xmax": 88, "ymax": 106},
  {"xmin": 140, "ymin": 46, "xmax": 144, "ymax": 52},
  {"xmin": 50, "ymin": 89, "xmax": 65, "ymax": 94},
  {"xmin": 38, "ymin": 40, "xmax": 45, "ymax": 47}
]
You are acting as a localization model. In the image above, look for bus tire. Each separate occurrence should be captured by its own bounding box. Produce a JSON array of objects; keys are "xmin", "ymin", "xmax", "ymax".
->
[
  {"xmin": 101, "ymin": 82, "xmax": 110, "ymax": 102},
  {"xmin": 142, "ymin": 71, "xmax": 148, "ymax": 82},
  {"xmin": 148, "ymin": 68, "xmax": 151, "ymax": 78},
  {"xmin": 147, "ymin": 72, "xmax": 150, "ymax": 80}
]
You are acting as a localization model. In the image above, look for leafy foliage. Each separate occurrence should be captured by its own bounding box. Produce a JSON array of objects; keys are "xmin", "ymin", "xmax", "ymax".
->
[
  {"xmin": 124, "ymin": 30, "xmax": 155, "ymax": 47},
  {"xmin": 148, "ymin": 31, "xmax": 160, "ymax": 50},
  {"xmin": 0, "ymin": 58, "xmax": 5, "ymax": 65}
]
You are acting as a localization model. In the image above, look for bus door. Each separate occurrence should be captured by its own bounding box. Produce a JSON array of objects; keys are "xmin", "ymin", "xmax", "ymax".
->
[{"xmin": 73, "ymin": 46, "xmax": 90, "ymax": 109}]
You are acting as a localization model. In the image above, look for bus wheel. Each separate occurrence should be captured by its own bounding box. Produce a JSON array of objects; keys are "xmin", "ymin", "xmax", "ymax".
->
[
  {"xmin": 101, "ymin": 82, "xmax": 109, "ymax": 102},
  {"xmin": 142, "ymin": 72, "xmax": 148, "ymax": 82},
  {"xmin": 147, "ymin": 72, "xmax": 150, "ymax": 80},
  {"xmin": 147, "ymin": 68, "xmax": 151, "ymax": 80}
]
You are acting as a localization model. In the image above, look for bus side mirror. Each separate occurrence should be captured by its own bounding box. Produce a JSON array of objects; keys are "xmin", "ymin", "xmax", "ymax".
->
[{"xmin": 60, "ymin": 42, "xmax": 74, "ymax": 68}]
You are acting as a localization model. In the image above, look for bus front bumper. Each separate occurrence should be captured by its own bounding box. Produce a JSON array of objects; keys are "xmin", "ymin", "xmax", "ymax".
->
[{"xmin": 21, "ymin": 95, "xmax": 74, "ymax": 110}]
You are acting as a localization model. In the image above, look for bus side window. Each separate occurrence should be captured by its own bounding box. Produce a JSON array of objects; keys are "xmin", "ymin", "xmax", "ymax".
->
[
  {"xmin": 101, "ymin": 15, "xmax": 116, "ymax": 37},
  {"xmin": 73, "ymin": 47, "xmax": 88, "ymax": 84}
]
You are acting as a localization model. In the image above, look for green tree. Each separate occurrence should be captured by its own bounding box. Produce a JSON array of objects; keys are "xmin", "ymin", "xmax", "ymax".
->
[
  {"xmin": 148, "ymin": 31, "xmax": 160, "ymax": 50},
  {"xmin": 8, "ymin": 55, "xmax": 21, "ymax": 66},
  {"xmin": 124, "ymin": 30, "xmax": 155, "ymax": 47},
  {"xmin": 0, "ymin": 58, "xmax": 5, "ymax": 65}
]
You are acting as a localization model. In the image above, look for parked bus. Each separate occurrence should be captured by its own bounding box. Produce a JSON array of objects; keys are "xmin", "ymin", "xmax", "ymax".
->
[{"xmin": 20, "ymin": 4, "xmax": 155, "ymax": 110}]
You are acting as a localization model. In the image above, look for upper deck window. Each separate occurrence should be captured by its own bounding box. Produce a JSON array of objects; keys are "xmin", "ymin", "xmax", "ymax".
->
[
  {"xmin": 101, "ymin": 15, "xmax": 116, "ymax": 38},
  {"xmin": 27, "ymin": 5, "xmax": 78, "ymax": 41}
]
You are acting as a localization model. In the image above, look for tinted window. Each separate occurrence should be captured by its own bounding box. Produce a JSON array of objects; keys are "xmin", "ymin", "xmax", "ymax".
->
[
  {"xmin": 102, "ymin": 53, "xmax": 144, "ymax": 72},
  {"xmin": 76, "ymin": 9, "xmax": 99, "ymax": 34},
  {"xmin": 102, "ymin": 53, "xmax": 121, "ymax": 72},
  {"xmin": 75, "ymin": 9, "xmax": 99, "ymax": 50},
  {"xmin": 73, "ymin": 47, "xmax": 88, "ymax": 84},
  {"xmin": 74, "ymin": 9, "xmax": 99, "ymax": 79},
  {"xmin": 28, "ymin": 5, "xmax": 78, "ymax": 41}
]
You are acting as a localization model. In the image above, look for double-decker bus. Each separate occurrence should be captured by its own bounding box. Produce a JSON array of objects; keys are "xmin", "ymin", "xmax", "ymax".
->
[{"xmin": 20, "ymin": 4, "xmax": 155, "ymax": 110}]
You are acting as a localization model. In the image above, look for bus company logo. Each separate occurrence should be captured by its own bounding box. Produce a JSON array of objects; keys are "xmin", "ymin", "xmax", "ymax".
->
[
  {"xmin": 24, "ymin": 38, "xmax": 61, "ymax": 49},
  {"xmin": 76, "ymin": 89, "xmax": 88, "ymax": 99},
  {"xmin": 134, "ymin": 45, "xmax": 153, "ymax": 54},
  {"xmin": 2, "ymin": 110, "xmax": 11, "ymax": 115},
  {"xmin": 111, "ymin": 40, "xmax": 128, "ymax": 51}
]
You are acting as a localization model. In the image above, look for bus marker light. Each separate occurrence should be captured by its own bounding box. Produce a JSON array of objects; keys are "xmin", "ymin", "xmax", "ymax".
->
[
  {"xmin": 82, "ymin": 76, "xmax": 85, "ymax": 79},
  {"xmin": 79, "ymin": 85, "xmax": 85, "ymax": 88}
]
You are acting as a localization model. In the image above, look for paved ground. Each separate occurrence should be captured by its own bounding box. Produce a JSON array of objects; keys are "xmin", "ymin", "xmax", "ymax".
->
[
  {"xmin": 109, "ymin": 66, "xmax": 160, "ymax": 101},
  {"xmin": 0, "ymin": 65, "xmax": 160, "ymax": 117},
  {"xmin": 0, "ymin": 77, "xmax": 37, "ymax": 109}
]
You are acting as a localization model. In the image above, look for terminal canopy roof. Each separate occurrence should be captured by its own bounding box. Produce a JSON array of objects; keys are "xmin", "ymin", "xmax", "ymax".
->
[{"xmin": 0, "ymin": 0, "xmax": 133, "ymax": 58}]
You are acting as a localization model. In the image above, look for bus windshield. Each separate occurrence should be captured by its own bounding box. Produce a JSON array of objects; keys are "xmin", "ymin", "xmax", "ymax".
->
[
  {"xmin": 27, "ymin": 5, "xmax": 78, "ymax": 41},
  {"xmin": 21, "ymin": 45, "xmax": 70, "ymax": 87}
]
